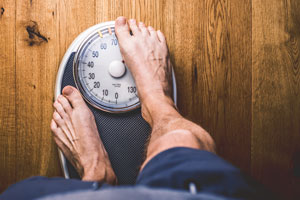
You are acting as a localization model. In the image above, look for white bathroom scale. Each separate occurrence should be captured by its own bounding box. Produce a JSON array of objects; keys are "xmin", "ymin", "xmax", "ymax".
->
[{"xmin": 55, "ymin": 21, "xmax": 177, "ymax": 184}]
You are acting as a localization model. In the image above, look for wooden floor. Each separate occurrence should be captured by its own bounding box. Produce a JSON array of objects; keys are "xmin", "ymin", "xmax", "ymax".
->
[{"xmin": 0, "ymin": 0, "xmax": 299, "ymax": 199}]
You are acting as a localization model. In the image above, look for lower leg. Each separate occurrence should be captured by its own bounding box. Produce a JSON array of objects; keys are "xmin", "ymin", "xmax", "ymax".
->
[
  {"xmin": 141, "ymin": 98, "xmax": 215, "ymax": 169},
  {"xmin": 114, "ymin": 17, "xmax": 215, "ymax": 171}
]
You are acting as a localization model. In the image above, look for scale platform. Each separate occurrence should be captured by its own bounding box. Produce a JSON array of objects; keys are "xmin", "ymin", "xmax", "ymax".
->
[{"xmin": 55, "ymin": 21, "xmax": 177, "ymax": 185}]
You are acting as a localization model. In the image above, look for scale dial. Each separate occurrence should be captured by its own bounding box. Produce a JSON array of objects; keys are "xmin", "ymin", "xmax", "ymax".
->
[{"xmin": 74, "ymin": 25, "xmax": 139, "ymax": 113}]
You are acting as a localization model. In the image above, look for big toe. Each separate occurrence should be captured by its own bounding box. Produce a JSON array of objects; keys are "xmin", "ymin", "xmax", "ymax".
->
[
  {"xmin": 115, "ymin": 16, "xmax": 130, "ymax": 41},
  {"xmin": 62, "ymin": 86, "xmax": 86, "ymax": 108}
]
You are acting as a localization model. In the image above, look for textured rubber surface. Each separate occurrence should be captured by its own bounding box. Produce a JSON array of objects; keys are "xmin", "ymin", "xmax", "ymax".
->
[{"xmin": 61, "ymin": 52, "xmax": 151, "ymax": 184}]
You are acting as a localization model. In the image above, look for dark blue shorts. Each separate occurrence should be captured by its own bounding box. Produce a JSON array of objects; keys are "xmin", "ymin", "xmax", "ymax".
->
[{"xmin": 0, "ymin": 147, "xmax": 272, "ymax": 200}]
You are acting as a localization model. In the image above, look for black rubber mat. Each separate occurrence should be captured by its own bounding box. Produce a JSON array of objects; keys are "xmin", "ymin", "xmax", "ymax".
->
[{"xmin": 60, "ymin": 52, "xmax": 151, "ymax": 185}]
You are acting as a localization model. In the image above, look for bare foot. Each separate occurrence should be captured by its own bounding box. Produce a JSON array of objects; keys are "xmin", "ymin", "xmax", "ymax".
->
[
  {"xmin": 115, "ymin": 17, "xmax": 177, "ymax": 125},
  {"xmin": 51, "ymin": 86, "xmax": 116, "ymax": 184}
]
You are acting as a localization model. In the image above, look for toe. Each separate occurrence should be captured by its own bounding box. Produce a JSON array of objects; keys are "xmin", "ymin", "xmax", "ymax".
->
[
  {"xmin": 50, "ymin": 119, "xmax": 70, "ymax": 148},
  {"xmin": 62, "ymin": 86, "xmax": 86, "ymax": 108},
  {"xmin": 52, "ymin": 111, "xmax": 76, "ymax": 146},
  {"xmin": 53, "ymin": 99, "xmax": 68, "ymax": 119},
  {"xmin": 129, "ymin": 19, "xmax": 140, "ymax": 36},
  {"xmin": 139, "ymin": 22, "xmax": 149, "ymax": 36},
  {"xmin": 148, "ymin": 26, "xmax": 158, "ymax": 40},
  {"xmin": 50, "ymin": 119, "xmax": 58, "ymax": 132},
  {"xmin": 57, "ymin": 95, "xmax": 73, "ymax": 115},
  {"xmin": 53, "ymin": 111, "xmax": 64, "ymax": 126},
  {"xmin": 115, "ymin": 16, "xmax": 130, "ymax": 42},
  {"xmin": 157, "ymin": 30, "xmax": 166, "ymax": 43},
  {"xmin": 52, "ymin": 127, "xmax": 72, "ymax": 150}
]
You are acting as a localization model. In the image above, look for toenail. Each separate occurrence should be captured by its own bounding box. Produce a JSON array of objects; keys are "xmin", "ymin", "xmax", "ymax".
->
[
  {"xmin": 64, "ymin": 87, "xmax": 73, "ymax": 95},
  {"xmin": 129, "ymin": 19, "xmax": 135, "ymax": 24},
  {"xmin": 148, "ymin": 26, "xmax": 154, "ymax": 30},
  {"xmin": 116, "ymin": 16, "xmax": 126, "ymax": 25}
]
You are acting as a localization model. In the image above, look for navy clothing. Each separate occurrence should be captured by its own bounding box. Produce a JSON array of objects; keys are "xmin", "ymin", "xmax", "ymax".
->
[{"xmin": 0, "ymin": 147, "xmax": 272, "ymax": 200}]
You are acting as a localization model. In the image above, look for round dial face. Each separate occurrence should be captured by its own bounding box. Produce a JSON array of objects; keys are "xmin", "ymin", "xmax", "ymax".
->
[{"xmin": 74, "ymin": 26, "xmax": 139, "ymax": 113}]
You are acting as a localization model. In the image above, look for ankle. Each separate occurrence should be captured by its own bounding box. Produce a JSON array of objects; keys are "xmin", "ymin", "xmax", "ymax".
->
[
  {"xmin": 81, "ymin": 153, "xmax": 117, "ymax": 184},
  {"xmin": 141, "ymin": 95, "xmax": 179, "ymax": 126},
  {"xmin": 82, "ymin": 164, "xmax": 117, "ymax": 185}
]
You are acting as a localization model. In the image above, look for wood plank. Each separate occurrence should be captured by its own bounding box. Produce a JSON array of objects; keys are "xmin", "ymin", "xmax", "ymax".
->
[
  {"xmin": 0, "ymin": 0, "xmax": 297, "ymax": 198},
  {"xmin": 252, "ymin": 0, "xmax": 300, "ymax": 198},
  {"xmin": 0, "ymin": 0, "xmax": 16, "ymax": 192},
  {"xmin": 223, "ymin": 0, "xmax": 252, "ymax": 172},
  {"xmin": 14, "ymin": 0, "xmax": 61, "ymax": 181},
  {"xmin": 58, "ymin": 0, "xmax": 96, "ymax": 61},
  {"xmin": 169, "ymin": 0, "xmax": 252, "ymax": 172},
  {"xmin": 95, "ymin": 0, "xmax": 164, "ymax": 29}
]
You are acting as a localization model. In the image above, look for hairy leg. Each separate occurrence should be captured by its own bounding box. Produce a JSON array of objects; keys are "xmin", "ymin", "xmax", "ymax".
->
[{"xmin": 115, "ymin": 17, "xmax": 216, "ymax": 170}]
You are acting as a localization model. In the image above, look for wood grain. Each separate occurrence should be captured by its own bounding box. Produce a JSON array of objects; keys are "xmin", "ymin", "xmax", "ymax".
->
[
  {"xmin": 252, "ymin": 0, "xmax": 300, "ymax": 199},
  {"xmin": 58, "ymin": 0, "xmax": 96, "ymax": 61},
  {"xmin": 14, "ymin": 0, "xmax": 61, "ymax": 181},
  {"xmin": 165, "ymin": 0, "xmax": 252, "ymax": 172},
  {"xmin": 95, "ymin": 0, "xmax": 165, "ymax": 30},
  {"xmin": 0, "ymin": 0, "xmax": 299, "ymax": 198},
  {"xmin": 0, "ymin": 0, "xmax": 16, "ymax": 192}
]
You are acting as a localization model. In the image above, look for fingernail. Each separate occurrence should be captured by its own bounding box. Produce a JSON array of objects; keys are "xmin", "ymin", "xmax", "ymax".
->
[
  {"xmin": 63, "ymin": 87, "xmax": 73, "ymax": 95},
  {"xmin": 116, "ymin": 16, "xmax": 126, "ymax": 25}
]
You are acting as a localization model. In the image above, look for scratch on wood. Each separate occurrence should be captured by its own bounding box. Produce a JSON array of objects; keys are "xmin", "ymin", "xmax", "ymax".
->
[{"xmin": 25, "ymin": 21, "xmax": 48, "ymax": 46}]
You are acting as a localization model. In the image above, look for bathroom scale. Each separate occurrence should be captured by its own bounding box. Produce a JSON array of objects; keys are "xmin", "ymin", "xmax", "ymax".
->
[{"xmin": 55, "ymin": 21, "xmax": 177, "ymax": 185}]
